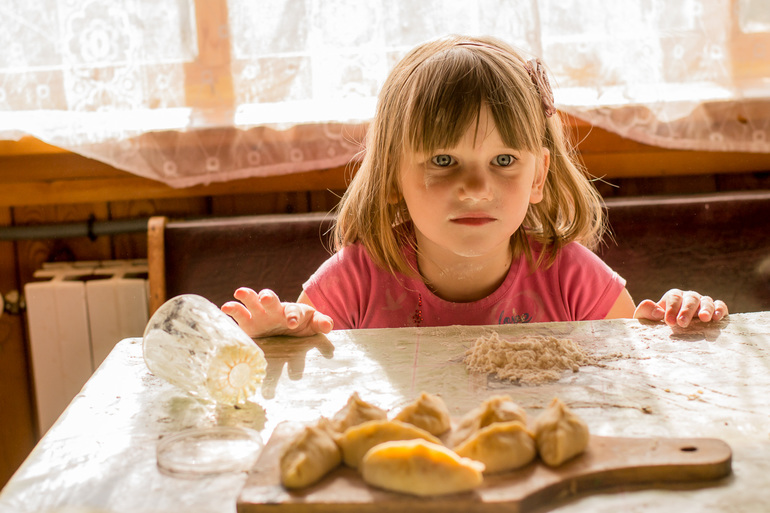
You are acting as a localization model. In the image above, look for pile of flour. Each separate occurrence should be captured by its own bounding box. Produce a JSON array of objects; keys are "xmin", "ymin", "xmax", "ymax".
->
[{"xmin": 464, "ymin": 332, "xmax": 596, "ymax": 385}]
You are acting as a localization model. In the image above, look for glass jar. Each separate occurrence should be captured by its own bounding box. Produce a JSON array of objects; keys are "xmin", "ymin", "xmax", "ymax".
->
[{"xmin": 143, "ymin": 294, "xmax": 267, "ymax": 404}]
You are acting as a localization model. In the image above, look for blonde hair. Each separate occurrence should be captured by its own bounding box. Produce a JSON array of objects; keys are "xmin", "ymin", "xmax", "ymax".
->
[{"xmin": 334, "ymin": 35, "xmax": 605, "ymax": 277}]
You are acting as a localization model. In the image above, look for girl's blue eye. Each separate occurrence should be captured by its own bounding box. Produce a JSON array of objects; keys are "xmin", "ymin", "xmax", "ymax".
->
[
  {"xmin": 431, "ymin": 155, "xmax": 454, "ymax": 167},
  {"xmin": 494, "ymin": 154, "xmax": 516, "ymax": 166}
]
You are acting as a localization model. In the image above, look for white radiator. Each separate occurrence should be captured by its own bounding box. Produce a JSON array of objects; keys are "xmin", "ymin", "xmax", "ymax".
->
[{"xmin": 24, "ymin": 260, "xmax": 149, "ymax": 434}]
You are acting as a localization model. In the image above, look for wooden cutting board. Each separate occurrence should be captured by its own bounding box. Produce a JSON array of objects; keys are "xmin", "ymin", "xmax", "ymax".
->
[{"xmin": 237, "ymin": 422, "xmax": 732, "ymax": 513}]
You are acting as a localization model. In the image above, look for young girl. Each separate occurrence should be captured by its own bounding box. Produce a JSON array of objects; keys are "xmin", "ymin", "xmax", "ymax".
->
[{"xmin": 222, "ymin": 35, "xmax": 728, "ymax": 338}]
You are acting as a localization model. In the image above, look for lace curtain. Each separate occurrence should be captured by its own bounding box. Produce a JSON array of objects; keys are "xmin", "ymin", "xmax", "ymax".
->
[{"xmin": 1, "ymin": 0, "xmax": 768, "ymax": 187}]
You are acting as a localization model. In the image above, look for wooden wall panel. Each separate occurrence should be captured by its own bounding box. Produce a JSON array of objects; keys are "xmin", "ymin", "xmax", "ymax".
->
[
  {"xmin": 209, "ymin": 189, "xmax": 347, "ymax": 217},
  {"xmin": 0, "ymin": 207, "xmax": 36, "ymax": 488},
  {"xmin": 0, "ymin": 210, "xmax": 16, "ymax": 291},
  {"xmin": 594, "ymin": 174, "xmax": 720, "ymax": 198},
  {"xmin": 108, "ymin": 197, "xmax": 209, "ymax": 260},
  {"xmin": 210, "ymin": 191, "xmax": 311, "ymax": 216},
  {"xmin": 13, "ymin": 204, "xmax": 113, "ymax": 286},
  {"xmin": 309, "ymin": 190, "xmax": 346, "ymax": 214},
  {"xmin": 716, "ymin": 171, "xmax": 770, "ymax": 192}
]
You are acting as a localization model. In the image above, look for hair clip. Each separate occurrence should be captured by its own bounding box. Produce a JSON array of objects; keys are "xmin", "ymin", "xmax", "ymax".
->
[{"xmin": 525, "ymin": 59, "xmax": 557, "ymax": 118}]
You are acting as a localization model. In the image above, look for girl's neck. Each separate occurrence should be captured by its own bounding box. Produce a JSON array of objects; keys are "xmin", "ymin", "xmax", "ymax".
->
[{"xmin": 415, "ymin": 242, "xmax": 513, "ymax": 303}]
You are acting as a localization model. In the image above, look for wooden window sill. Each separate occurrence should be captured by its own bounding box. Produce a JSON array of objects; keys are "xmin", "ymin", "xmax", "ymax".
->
[{"xmin": 2, "ymin": 115, "xmax": 769, "ymax": 207}]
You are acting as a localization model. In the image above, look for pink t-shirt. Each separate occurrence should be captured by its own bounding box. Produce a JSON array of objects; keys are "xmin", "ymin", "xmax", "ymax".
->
[{"xmin": 303, "ymin": 241, "xmax": 626, "ymax": 329}]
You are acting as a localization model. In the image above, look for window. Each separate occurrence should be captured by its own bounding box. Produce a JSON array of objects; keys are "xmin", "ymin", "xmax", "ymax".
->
[{"xmin": 1, "ymin": 0, "xmax": 768, "ymax": 187}]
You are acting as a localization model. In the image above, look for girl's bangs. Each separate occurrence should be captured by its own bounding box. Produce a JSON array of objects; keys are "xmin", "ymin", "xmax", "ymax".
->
[{"xmin": 403, "ymin": 46, "xmax": 541, "ymax": 154}]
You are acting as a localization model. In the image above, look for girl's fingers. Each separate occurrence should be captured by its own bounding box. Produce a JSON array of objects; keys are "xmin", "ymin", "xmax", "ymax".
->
[
  {"xmin": 233, "ymin": 287, "xmax": 264, "ymax": 312},
  {"xmin": 636, "ymin": 289, "xmax": 727, "ymax": 327},
  {"xmin": 282, "ymin": 306, "xmax": 333, "ymax": 336},
  {"xmin": 661, "ymin": 289, "xmax": 684, "ymax": 326},
  {"xmin": 226, "ymin": 287, "xmax": 333, "ymax": 337},
  {"xmin": 633, "ymin": 299, "xmax": 665, "ymax": 321},
  {"xmin": 257, "ymin": 288, "xmax": 280, "ymax": 305},
  {"xmin": 676, "ymin": 291, "xmax": 702, "ymax": 327},
  {"xmin": 697, "ymin": 295, "xmax": 716, "ymax": 322},
  {"xmin": 313, "ymin": 312, "xmax": 334, "ymax": 334},
  {"xmin": 282, "ymin": 303, "xmax": 302, "ymax": 329},
  {"xmin": 714, "ymin": 300, "xmax": 729, "ymax": 321},
  {"xmin": 221, "ymin": 301, "xmax": 252, "ymax": 327}
]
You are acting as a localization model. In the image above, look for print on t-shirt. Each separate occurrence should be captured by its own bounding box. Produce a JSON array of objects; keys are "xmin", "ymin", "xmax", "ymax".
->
[{"xmin": 496, "ymin": 292, "xmax": 544, "ymax": 324}]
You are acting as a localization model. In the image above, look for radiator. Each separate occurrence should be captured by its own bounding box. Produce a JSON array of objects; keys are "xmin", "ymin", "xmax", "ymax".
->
[{"xmin": 24, "ymin": 260, "xmax": 149, "ymax": 434}]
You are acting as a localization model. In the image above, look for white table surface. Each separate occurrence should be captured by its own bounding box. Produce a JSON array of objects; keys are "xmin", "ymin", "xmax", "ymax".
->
[{"xmin": 1, "ymin": 312, "xmax": 769, "ymax": 513}]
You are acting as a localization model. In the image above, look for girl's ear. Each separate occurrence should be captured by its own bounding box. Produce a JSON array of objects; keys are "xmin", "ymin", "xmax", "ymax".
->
[{"xmin": 529, "ymin": 148, "xmax": 550, "ymax": 204}]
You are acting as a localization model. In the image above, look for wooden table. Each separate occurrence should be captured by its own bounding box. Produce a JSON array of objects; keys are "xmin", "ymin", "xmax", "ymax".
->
[{"xmin": 1, "ymin": 312, "xmax": 769, "ymax": 512}]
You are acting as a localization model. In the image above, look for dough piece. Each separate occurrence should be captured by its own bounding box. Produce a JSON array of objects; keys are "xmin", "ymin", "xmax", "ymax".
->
[
  {"xmin": 533, "ymin": 397, "xmax": 590, "ymax": 467},
  {"xmin": 280, "ymin": 419, "xmax": 342, "ymax": 489},
  {"xmin": 450, "ymin": 395, "xmax": 527, "ymax": 447},
  {"xmin": 361, "ymin": 439, "xmax": 484, "ymax": 496},
  {"xmin": 330, "ymin": 392, "xmax": 388, "ymax": 433},
  {"xmin": 454, "ymin": 421, "xmax": 536, "ymax": 473},
  {"xmin": 337, "ymin": 419, "xmax": 441, "ymax": 469},
  {"xmin": 393, "ymin": 392, "xmax": 451, "ymax": 436}
]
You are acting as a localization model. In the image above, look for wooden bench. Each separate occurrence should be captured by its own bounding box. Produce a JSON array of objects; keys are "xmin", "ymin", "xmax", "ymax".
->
[
  {"xmin": 147, "ymin": 212, "xmax": 336, "ymax": 314},
  {"xmin": 596, "ymin": 190, "xmax": 770, "ymax": 314},
  {"xmin": 148, "ymin": 190, "xmax": 770, "ymax": 316}
]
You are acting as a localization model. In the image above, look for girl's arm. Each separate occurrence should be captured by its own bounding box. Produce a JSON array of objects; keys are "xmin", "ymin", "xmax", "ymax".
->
[
  {"xmin": 221, "ymin": 287, "xmax": 334, "ymax": 338},
  {"xmin": 604, "ymin": 288, "xmax": 636, "ymax": 319},
  {"xmin": 605, "ymin": 287, "xmax": 728, "ymax": 327}
]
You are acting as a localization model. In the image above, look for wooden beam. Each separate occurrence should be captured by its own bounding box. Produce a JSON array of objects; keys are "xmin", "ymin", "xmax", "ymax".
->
[
  {"xmin": 147, "ymin": 216, "xmax": 167, "ymax": 315},
  {"xmin": 0, "ymin": 165, "xmax": 352, "ymax": 207},
  {"xmin": 2, "ymin": 113, "xmax": 769, "ymax": 207},
  {"xmin": 581, "ymin": 150, "xmax": 770, "ymax": 179},
  {"xmin": 184, "ymin": 0, "xmax": 234, "ymax": 125}
]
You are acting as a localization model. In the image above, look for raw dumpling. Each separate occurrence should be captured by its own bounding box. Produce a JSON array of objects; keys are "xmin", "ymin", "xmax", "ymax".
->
[
  {"xmin": 280, "ymin": 418, "xmax": 342, "ymax": 489},
  {"xmin": 361, "ymin": 439, "xmax": 485, "ymax": 496},
  {"xmin": 450, "ymin": 395, "xmax": 527, "ymax": 447},
  {"xmin": 336, "ymin": 419, "xmax": 441, "ymax": 468},
  {"xmin": 393, "ymin": 392, "xmax": 451, "ymax": 436},
  {"xmin": 454, "ymin": 421, "xmax": 536, "ymax": 473},
  {"xmin": 330, "ymin": 392, "xmax": 388, "ymax": 433},
  {"xmin": 533, "ymin": 397, "xmax": 589, "ymax": 467}
]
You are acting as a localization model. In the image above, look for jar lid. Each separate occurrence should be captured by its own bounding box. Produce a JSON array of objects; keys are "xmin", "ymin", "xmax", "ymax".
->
[{"xmin": 156, "ymin": 426, "xmax": 264, "ymax": 478}]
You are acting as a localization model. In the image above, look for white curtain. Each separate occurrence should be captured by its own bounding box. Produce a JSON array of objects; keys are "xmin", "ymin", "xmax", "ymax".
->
[{"xmin": 1, "ymin": 0, "xmax": 768, "ymax": 187}]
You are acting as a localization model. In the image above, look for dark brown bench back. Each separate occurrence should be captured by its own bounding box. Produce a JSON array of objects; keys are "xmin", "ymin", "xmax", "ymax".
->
[
  {"xmin": 598, "ymin": 191, "xmax": 770, "ymax": 313},
  {"xmin": 148, "ymin": 212, "xmax": 336, "ymax": 313},
  {"xmin": 148, "ymin": 191, "xmax": 770, "ymax": 316}
]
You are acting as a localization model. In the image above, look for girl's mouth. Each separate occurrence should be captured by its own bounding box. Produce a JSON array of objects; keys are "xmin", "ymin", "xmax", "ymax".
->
[{"xmin": 450, "ymin": 215, "xmax": 496, "ymax": 226}]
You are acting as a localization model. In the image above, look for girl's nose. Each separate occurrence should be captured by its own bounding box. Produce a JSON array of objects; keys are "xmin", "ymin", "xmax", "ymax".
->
[{"xmin": 458, "ymin": 166, "xmax": 493, "ymax": 202}]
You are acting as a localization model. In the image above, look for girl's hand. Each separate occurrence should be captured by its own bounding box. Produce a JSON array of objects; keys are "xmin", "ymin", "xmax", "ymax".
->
[
  {"xmin": 221, "ymin": 287, "xmax": 333, "ymax": 338},
  {"xmin": 633, "ymin": 289, "xmax": 728, "ymax": 327}
]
